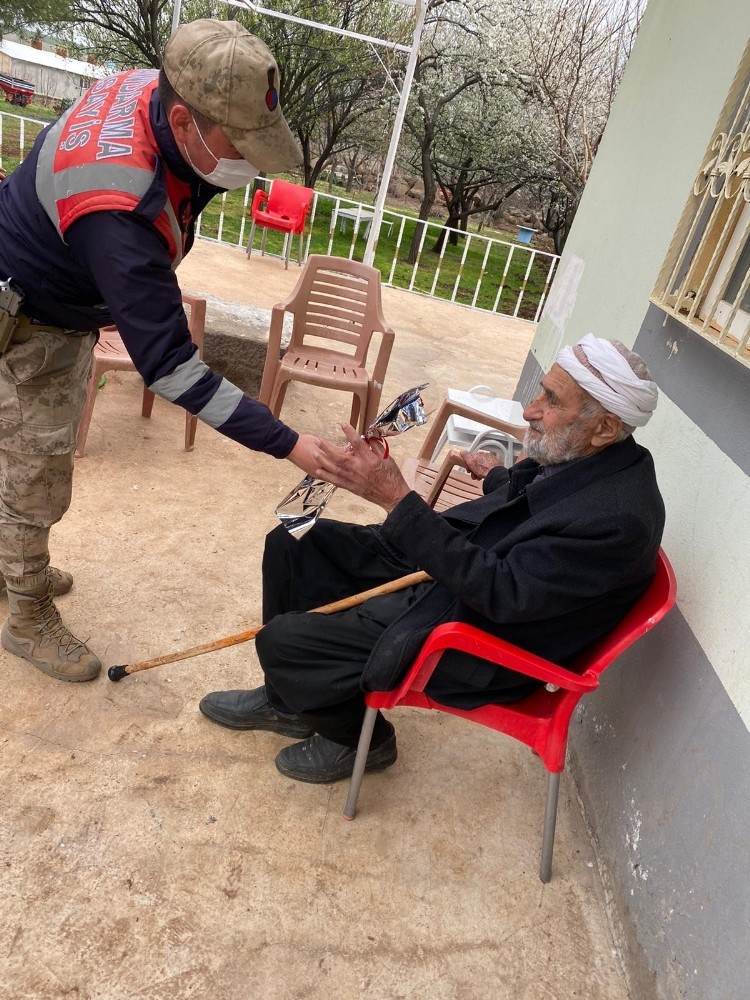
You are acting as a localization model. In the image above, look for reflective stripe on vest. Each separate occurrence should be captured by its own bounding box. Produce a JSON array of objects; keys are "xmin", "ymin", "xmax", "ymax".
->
[{"xmin": 35, "ymin": 69, "xmax": 188, "ymax": 267}]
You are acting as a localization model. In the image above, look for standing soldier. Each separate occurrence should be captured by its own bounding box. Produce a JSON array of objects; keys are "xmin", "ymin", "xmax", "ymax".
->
[{"xmin": 0, "ymin": 20, "xmax": 324, "ymax": 683}]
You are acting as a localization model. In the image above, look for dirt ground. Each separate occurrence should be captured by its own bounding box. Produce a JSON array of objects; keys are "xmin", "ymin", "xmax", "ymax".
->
[{"xmin": 0, "ymin": 242, "xmax": 630, "ymax": 1000}]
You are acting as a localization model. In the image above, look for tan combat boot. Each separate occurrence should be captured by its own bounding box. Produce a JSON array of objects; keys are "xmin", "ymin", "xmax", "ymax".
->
[
  {"xmin": 1, "ymin": 573, "xmax": 101, "ymax": 682},
  {"xmin": 0, "ymin": 567, "xmax": 73, "ymax": 597}
]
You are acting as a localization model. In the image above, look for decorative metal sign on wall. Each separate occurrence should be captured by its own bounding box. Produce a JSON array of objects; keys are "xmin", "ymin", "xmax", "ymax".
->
[{"xmin": 653, "ymin": 51, "xmax": 750, "ymax": 368}]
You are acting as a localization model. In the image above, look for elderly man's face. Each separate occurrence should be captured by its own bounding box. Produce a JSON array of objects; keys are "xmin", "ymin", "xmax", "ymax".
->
[{"xmin": 522, "ymin": 363, "xmax": 601, "ymax": 464}]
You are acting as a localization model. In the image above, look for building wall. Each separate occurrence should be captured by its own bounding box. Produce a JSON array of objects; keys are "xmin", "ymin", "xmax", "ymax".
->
[
  {"xmin": 9, "ymin": 58, "xmax": 90, "ymax": 102},
  {"xmin": 516, "ymin": 2, "xmax": 750, "ymax": 998}
]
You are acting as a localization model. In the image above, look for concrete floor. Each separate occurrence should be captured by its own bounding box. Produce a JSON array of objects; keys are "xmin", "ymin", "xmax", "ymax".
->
[{"xmin": 0, "ymin": 242, "xmax": 630, "ymax": 1000}]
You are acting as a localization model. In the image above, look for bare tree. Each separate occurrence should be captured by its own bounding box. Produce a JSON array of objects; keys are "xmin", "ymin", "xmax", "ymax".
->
[
  {"xmin": 425, "ymin": 73, "xmax": 545, "ymax": 252},
  {"xmin": 67, "ymin": 0, "xmax": 172, "ymax": 68},
  {"xmin": 400, "ymin": 0, "xmax": 499, "ymax": 263},
  {"xmin": 235, "ymin": 0, "xmax": 408, "ymax": 186},
  {"xmin": 518, "ymin": 0, "xmax": 645, "ymax": 251},
  {"xmin": 35, "ymin": 0, "xmax": 644, "ymax": 248},
  {"xmin": 1, "ymin": 0, "xmax": 73, "ymax": 39},
  {"xmin": 59, "ymin": 0, "xmax": 408, "ymax": 188}
]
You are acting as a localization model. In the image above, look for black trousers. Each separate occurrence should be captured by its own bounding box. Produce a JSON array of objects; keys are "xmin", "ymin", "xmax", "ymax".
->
[
  {"xmin": 257, "ymin": 521, "xmax": 418, "ymax": 747},
  {"xmin": 256, "ymin": 521, "xmax": 539, "ymax": 747}
]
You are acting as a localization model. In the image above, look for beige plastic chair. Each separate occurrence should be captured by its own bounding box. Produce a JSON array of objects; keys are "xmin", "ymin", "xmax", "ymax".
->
[
  {"xmin": 402, "ymin": 397, "xmax": 527, "ymax": 512},
  {"xmin": 75, "ymin": 294, "xmax": 207, "ymax": 457},
  {"xmin": 258, "ymin": 255, "xmax": 395, "ymax": 434}
]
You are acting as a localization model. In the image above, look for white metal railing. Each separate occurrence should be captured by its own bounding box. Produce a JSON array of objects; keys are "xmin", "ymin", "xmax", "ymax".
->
[
  {"xmin": 204, "ymin": 183, "xmax": 559, "ymax": 321},
  {"xmin": 0, "ymin": 110, "xmax": 48, "ymax": 169},
  {"xmin": 0, "ymin": 109, "xmax": 558, "ymax": 321}
]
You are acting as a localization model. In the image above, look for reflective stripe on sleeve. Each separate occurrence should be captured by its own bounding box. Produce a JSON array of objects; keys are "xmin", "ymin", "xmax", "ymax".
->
[
  {"xmin": 148, "ymin": 353, "xmax": 208, "ymax": 401},
  {"xmin": 195, "ymin": 382, "xmax": 244, "ymax": 428}
]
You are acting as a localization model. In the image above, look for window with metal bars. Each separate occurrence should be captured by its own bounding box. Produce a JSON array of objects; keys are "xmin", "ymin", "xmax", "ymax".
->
[{"xmin": 652, "ymin": 47, "xmax": 750, "ymax": 368}]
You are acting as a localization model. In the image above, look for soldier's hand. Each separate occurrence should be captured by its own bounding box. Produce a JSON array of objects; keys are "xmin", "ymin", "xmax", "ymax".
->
[{"xmin": 287, "ymin": 433, "xmax": 326, "ymax": 476}]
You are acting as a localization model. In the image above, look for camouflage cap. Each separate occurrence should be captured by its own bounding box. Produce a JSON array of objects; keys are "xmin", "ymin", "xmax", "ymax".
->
[{"xmin": 163, "ymin": 19, "xmax": 302, "ymax": 173}]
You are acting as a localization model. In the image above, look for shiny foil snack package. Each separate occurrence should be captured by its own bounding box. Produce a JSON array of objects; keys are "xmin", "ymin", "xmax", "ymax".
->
[{"xmin": 275, "ymin": 384, "xmax": 429, "ymax": 538}]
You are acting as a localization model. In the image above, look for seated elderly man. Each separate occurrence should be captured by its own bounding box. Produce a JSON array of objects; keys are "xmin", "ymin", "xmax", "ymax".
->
[{"xmin": 200, "ymin": 336, "xmax": 665, "ymax": 783}]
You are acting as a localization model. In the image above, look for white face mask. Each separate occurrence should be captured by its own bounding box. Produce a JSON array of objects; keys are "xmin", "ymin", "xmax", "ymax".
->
[{"xmin": 183, "ymin": 115, "xmax": 259, "ymax": 190}]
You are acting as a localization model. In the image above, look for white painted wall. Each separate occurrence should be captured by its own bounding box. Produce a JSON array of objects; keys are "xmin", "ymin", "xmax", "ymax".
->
[
  {"xmin": 10, "ymin": 61, "xmax": 89, "ymax": 102},
  {"xmin": 638, "ymin": 392, "xmax": 750, "ymax": 729},
  {"xmin": 529, "ymin": 0, "xmax": 750, "ymax": 728}
]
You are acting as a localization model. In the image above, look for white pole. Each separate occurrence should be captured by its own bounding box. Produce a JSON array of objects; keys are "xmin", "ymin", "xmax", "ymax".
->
[
  {"xmin": 171, "ymin": 0, "xmax": 182, "ymax": 34},
  {"xmin": 363, "ymin": 0, "xmax": 425, "ymax": 268},
  {"xmin": 231, "ymin": 0, "xmax": 411, "ymax": 52}
]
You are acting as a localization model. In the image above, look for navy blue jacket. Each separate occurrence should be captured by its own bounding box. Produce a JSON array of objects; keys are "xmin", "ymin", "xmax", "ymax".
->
[{"xmin": 0, "ymin": 92, "xmax": 297, "ymax": 458}]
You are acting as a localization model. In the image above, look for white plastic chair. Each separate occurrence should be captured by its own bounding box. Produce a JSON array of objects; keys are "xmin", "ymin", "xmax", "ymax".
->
[
  {"xmin": 430, "ymin": 386, "xmax": 527, "ymax": 465},
  {"xmin": 467, "ymin": 426, "xmax": 525, "ymax": 467}
]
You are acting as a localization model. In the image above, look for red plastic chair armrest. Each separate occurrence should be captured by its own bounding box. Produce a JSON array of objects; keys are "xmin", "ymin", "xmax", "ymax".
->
[
  {"xmin": 391, "ymin": 622, "xmax": 599, "ymax": 699},
  {"xmin": 251, "ymin": 188, "xmax": 269, "ymax": 215}
]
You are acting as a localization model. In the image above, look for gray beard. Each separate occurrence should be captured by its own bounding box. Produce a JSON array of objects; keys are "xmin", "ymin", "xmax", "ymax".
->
[{"xmin": 523, "ymin": 424, "xmax": 586, "ymax": 465}]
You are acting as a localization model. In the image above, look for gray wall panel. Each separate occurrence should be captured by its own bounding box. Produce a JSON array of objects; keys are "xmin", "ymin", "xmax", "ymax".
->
[
  {"xmin": 634, "ymin": 306, "xmax": 750, "ymax": 475},
  {"xmin": 571, "ymin": 609, "xmax": 750, "ymax": 1000}
]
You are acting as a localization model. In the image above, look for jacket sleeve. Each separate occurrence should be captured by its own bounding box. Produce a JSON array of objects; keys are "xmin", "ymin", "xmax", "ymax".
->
[
  {"xmin": 378, "ymin": 488, "xmax": 653, "ymax": 624},
  {"xmin": 65, "ymin": 211, "xmax": 299, "ymax": 459}
]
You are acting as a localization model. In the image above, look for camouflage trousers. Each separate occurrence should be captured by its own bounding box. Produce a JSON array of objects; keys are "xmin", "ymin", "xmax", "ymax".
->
[{"xmin": 0, "ymin": 328, "xmax": 95, "ymax": 583}]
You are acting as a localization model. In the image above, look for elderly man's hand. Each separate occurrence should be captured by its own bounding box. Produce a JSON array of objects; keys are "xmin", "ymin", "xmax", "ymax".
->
[
  {"xmin": 315, "ymin": 424, "xmax": 410, "ymax": 513},
  {"xmin": 460, "ymin": 449, "xmax": 504, "ymax": 480}
]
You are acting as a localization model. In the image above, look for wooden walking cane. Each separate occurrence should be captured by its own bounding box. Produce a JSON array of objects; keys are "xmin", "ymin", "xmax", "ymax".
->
[{"xmin": 107, "ymin": 570, "xmax": 432, "ymax": 682}]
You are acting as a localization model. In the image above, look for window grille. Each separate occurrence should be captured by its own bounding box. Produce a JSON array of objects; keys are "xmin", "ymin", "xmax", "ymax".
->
[{"xmin": 652, "ymin": 46, "xmax": 750, "ymax": 368}]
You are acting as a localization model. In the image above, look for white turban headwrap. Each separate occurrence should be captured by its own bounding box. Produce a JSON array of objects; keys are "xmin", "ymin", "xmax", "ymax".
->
[{"xmin": 555, "ymin": 334, "xmax": 658, "ymax": 428}]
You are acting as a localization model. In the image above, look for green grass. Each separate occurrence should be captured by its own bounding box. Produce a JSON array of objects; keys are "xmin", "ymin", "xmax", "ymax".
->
[
  {"xmin": 199, "ymin": 186, "xmax": 555, "ymax": 320},
  {"xmin": 18, "ymin": 101, "xmax": 58, "ymax": 122},
  {"xmin": 0, "ymin": 104, "xmax": 49, "ymax": 174}
]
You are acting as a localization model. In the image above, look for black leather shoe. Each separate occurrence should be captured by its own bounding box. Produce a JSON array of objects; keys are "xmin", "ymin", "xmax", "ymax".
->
[
  {"xmin": 275, "ymin": 727, "xmax": 398, "ymax": 784},
  {"xmin": 199, "ymin": 686, "xmax": 314, "ymax": 738}
]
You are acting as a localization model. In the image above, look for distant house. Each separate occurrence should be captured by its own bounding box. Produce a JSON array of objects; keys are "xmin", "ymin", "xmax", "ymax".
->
[
  {"xmin": 0, "ymin": 38, "xmax": 108, "ymax": 104},
  {"xmin": 514, "ymin": 3, "xmax": 750, "ymax": 1000}
]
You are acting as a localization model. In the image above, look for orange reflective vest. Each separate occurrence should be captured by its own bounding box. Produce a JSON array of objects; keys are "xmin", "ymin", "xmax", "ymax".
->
[{"xmin": 36, "ymin": 69, "xmax": 191, "ymax": 266}]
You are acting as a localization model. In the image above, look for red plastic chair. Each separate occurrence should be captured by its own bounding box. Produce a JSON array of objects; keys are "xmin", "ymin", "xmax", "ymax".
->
[
  {"xmin": 246, "ymin": 179, "xmax": 314, "ymax": 269},
  {"xmin": 343, "ymin": 549, "xmax": 677, "ymax": 883}
]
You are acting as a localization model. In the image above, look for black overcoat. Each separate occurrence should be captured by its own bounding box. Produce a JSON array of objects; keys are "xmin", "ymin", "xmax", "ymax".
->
[{"xmin": 362, "ymin": 436, "xmax": 665, "ymax": 693}]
